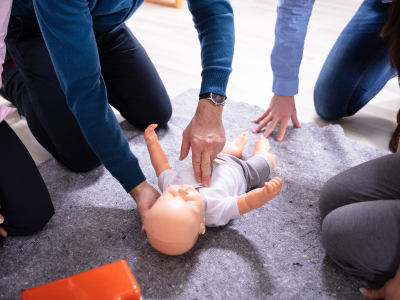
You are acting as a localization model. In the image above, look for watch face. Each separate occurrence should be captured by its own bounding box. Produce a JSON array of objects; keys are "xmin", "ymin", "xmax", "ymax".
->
[{"xmin": 211, "ymin": 93, "xmax": 224, "ymax": 104}]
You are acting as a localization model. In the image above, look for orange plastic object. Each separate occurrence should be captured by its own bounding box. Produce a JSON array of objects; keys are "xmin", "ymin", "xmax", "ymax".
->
[{"xmin": 20, "ymin": 260, "xmax": 141, "ymax": 300}]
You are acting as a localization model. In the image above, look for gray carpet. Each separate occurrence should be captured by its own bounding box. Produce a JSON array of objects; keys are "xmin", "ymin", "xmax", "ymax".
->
[{"xmin": 0, "ymin": 89, "xmax": 391, "ymax": 300}]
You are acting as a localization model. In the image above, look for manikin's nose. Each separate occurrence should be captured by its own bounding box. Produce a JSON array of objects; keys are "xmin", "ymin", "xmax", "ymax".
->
[{"xmin": 177, "ymin": 188, "xmax": 189, "ymax": 199}]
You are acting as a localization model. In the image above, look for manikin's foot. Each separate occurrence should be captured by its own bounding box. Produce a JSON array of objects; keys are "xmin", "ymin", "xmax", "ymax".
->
[
  {"xmin": 221, "ymin": 131, "xmax": 248, "ymax": 158},
  {"xmin": 251, "ymin": 134, "xmax": 270, "ymax": 157}
]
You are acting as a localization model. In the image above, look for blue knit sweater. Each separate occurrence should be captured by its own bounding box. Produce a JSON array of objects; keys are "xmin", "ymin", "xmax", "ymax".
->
[{"xmin": 11, "ymin": 0, "xmax": 235, "ymax": 192}]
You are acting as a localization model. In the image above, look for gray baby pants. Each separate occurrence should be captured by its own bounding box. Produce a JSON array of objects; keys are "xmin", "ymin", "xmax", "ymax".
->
[
  {"xmin": 319, "ymin": 152, "xmax": 400, "ymax": 285},
  {"xmin": 215, "ymin": 153, "xmax": 272, "ymax": 192}
]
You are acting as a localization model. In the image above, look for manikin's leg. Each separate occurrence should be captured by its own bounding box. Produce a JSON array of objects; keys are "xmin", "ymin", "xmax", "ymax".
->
[
  {"xmin": 236, "ymin": 134, "xmax": 280, "ymax": 215},
  {"xmin": 251, "ymin": 135, "xmax": 275, "ymax": 169},
  {"xmin": 221, "ymin": 132, "xmax": 249, "ymax": 158}
]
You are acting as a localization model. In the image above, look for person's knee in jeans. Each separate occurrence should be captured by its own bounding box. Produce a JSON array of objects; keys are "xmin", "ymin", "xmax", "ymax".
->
[{"xmin": 314, "ymin": 78, "xmax": 346, "ymax": 121}]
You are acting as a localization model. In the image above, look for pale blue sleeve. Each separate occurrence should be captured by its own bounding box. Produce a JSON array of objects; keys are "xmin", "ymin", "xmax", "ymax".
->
[{"xmin": 271, "ymin": 0, "xmax": 315, "ymax": 96}]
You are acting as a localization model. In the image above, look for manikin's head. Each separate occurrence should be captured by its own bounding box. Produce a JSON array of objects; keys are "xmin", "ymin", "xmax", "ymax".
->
[{"xmin": 145, "ymin": 185, "xmax": 206, "ymax": 255}]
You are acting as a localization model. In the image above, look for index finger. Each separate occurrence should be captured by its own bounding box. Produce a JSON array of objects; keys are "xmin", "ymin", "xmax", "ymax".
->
[
  {"xmin": 201, "ymin": 152, "xmax": 211, "ymax": 187},
  {"xmin": 192, "ymin": 146, "xmax": 202, "ymax": 183},
  {"xmin": 276, "ymin": 118, "xmax": 289, "ymax": 142},
  {"xmin": 0, "ymin": 227, "xmax": 7, "ymax": 237},
  {"xmin": 262, "ymin": 118, "xmax": 279, "ymax": 138},
  {"xmin": 360, "ymin": 287, "xmax": 384, "ymax": 299}
]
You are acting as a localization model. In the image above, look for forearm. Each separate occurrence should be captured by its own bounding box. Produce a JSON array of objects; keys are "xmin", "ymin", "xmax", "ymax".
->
[
  {"xmin": 271, "ymin": 0, "xmax": 315, "ymax": 96},
  {"xmin": 236, "ymin": 188, "xmax": 265, "ymax": 215},
  {"xmin": 147, "ymin": 142, "xmax": 171, "ymax": 177},
  {"xmin": 187, "ymin": 0, "xmax": 234, "ymax": 97}
]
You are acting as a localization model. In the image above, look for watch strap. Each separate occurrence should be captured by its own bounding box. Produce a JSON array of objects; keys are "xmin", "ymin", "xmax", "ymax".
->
[{"xmin": 199, "ymin": 92, "xmax": 227, "ymax": 106}]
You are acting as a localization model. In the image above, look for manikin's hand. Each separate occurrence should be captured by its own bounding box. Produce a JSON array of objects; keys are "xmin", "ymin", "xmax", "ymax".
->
[
  {"xmin": 180, "ymin": 99, "xmax": 225, "ymax": 187},
  {"xmin": 0, "ymin": 206, "xmax": 7, "ymax": 237},
  {"xmin": 144, "ymin": 124, "xmax": 159, "ymax": 146},
  {"xmin": 251, "ymin": 94, "xmax": 301, "ymax": 141},
  {"xmin": 129, "ymin": 181, "xmax": 160, "ymax": 233},
  {"xmin": 360, "ymin": 276, "xmax": 400, "ymax": 299},
  {"xmin": 262, "ymin": 177, "xmax": 282, "ymax": 201}
]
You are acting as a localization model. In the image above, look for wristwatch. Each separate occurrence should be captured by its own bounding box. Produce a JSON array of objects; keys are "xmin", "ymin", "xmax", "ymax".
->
[{"xmin": 199, "ymin": 92, "xmax": 227, "ymax": 106}]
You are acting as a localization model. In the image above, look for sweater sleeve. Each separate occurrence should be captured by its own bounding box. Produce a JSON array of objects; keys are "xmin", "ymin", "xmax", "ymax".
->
[
  {"xmin": 32, "ymin": 0, "xmax": 146, "ymax": 192},
  {"xmin": 187, "ymin": 0, "xmax": 235, "ymax": 97},
  {"xmin": 0, "ymin": 0, "xmax": 13, "ymax": 76},
  {"xmin": 271, "ymin": 0, "xmax": 315, "ymax": 96}
]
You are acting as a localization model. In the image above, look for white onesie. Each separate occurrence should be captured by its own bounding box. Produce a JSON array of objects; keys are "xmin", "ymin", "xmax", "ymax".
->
[{"xmin": 158, "ymin": 154, "xmax": 272, "ymax": 227}]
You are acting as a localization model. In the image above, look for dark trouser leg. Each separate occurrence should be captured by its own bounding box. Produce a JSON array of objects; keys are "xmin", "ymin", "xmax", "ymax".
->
[
  {"xmin": 4, "ymin": 16, "xmax": 101, "ymax": 172},
  {"xmin": 95, "ymin": 24, "xmax": 172, "ymax": 130},
  {"xmin": 314, "ymin": 0, "xmax": 393, "ymax": 120},
  {"xmin": 0, "ymin": 121, "xmax": 54, "ymax": 236},
  {"xmin": 319, "ymin": 153, "xmax": 400, "ymax": 284}
]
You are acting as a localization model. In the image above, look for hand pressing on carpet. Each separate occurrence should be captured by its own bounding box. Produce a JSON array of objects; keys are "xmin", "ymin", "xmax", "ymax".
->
[
  {"xmin": 251, "ymin": 94, "xmax": 301, "ymax": 141},
  {"xmin": 360, "ymin": 265, "xmax": 400, "ymax": 299},
  {"xmin": 180, "ymin": 99, "xmax": 225, "ymax": 188},
  {"xmin": 129, "ymin": 181, "xmax": 160, "ymax": 233},
  {"xmin": 0, "ymin": 206, "xmax": 7, "ymax": 237}
]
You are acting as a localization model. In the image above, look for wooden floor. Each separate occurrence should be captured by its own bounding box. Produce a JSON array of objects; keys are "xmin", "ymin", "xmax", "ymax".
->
[{"xmin": 1, "ymin": 0, "xmax": 398, "ymax": 165}]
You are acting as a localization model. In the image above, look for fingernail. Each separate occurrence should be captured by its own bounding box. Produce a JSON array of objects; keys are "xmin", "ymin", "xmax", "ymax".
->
[
  {"xmin": 197, "ymin": 177, "xmax": 201, "ymax": 183},
  {"xmin": 203, "ymin": 181, "xmax": 209, "ymax": 187},
  {"xmin": 359, "ymin": 288, "xmax": 367, "ymax": 294},
  {"xmin": 252, "ymin": 130, "xmax": 256, "ymax": 133},
  {"xmin": 0, "ymin": 216, "xmax": 3, "ymax": 224}
]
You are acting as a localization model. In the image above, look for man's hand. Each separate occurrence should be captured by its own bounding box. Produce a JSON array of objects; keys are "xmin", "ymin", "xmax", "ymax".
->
[
  {"xmin": 129, "ymin": 181, "xmax": 160, "ymax": 233},
  {"xmin": 0, "ymin": 206, "xmax": 7, "ymax": 237},
  {"xmin": 360, "ymin": 276, "xmax": 400, "ymax": 299},
  {"xmin": 251, "ymin": 94, "xmax": 301, "ymax": 141},
  {"xmin": 180, "ymin": 99, "xmax": 225, "ymax": 187}
]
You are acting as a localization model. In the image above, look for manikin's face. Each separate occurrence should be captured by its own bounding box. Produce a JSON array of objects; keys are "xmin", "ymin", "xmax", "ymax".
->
[{"xmin": 145, "ymin": 185, "xmax": 206, "ymax": 255}]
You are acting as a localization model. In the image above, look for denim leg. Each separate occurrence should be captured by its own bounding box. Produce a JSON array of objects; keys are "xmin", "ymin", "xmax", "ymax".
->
[{"xmin": 314, "ymin": 0, "xmax": 393, "ymax": 120}]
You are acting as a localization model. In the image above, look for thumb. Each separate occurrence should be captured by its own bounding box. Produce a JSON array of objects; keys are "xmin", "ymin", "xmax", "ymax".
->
[{"xmin": 360, "ymin": 287, "xmax": 384, "ymax": 299}]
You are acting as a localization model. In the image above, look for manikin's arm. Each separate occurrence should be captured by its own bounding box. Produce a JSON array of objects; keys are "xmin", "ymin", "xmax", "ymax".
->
[
  {"xmin": 236, "ymin": 177, "xmax": 282, "ymax": 215},
  {"xmin": 144, "ymin": 124, "xmax": 172, "ymax": 177}
]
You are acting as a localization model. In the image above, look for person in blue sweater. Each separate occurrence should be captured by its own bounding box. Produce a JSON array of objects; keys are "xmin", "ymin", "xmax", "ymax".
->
[{"xmin": 1, "ymin": 0, "xmax": 234, "ymax": 233}]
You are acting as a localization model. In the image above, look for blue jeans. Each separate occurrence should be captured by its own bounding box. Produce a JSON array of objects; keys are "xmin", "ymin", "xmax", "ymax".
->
[{"xmin": 314, "ymin": 0, "xmax": 394, "ymax": 120}]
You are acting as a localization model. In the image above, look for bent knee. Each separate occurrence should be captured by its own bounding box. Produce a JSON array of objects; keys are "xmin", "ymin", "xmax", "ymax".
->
[
  {"xmin": 60, "ymin": 153, "xmax": 101, "ymax": 173},
  {"xmin": 6, "ymin": 201, "xmax": 55, "ymax": 236},
  {"xmin": 266, "ymin": 153, "xmax": 276, "ymax": 169},
  {"xmin": 314, "ymin": 85, "xmax": 344, "ymax": 120},
  {"xmin": 318, "ymin": 175, "xmax": 345, "ymax": 218}
]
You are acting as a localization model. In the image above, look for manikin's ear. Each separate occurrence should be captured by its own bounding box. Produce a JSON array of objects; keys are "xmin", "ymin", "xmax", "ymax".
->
[{"xmin": 199, "ymin": 218, "xmax": 206, "ymax": 235}]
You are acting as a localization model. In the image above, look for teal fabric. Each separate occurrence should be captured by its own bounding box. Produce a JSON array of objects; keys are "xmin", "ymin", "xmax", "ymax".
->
[{"xmin": 10, "ymin": 0, "xmax": 234, "ymax": 192}]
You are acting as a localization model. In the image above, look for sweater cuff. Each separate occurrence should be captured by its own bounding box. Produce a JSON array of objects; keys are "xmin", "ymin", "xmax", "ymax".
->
[
  {"xmin": 114, "ymin": 158, "xmax": 146, "ymax": 193},
  {"xmin": 200, "ymin": 73, "xmax": 230, "ymax": 97},
  {"xmin": 272, "ymin": 76, "xmax": 299, "ymax": 97}
]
